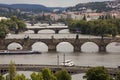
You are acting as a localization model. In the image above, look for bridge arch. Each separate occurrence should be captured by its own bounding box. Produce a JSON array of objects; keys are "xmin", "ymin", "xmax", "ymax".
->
[
  {"xmin": 106, "ymin": 42, "xmax": 120, "ymax": 52},
  {"xmin": 38, "ymin": 29, "xmax": 55, "ymax": 34},
  {"xmin": 56, "ymin": 42, "xmax": 74, "ymax": 52},
  {"xmin": 81, "ymin": 42, "xmax": 99, "ymax": 52},
  {"xmin": 59, "ymin": 29, "xmax": 69, "ymax": 33},
  {"xmin": 31, "ymin": 42, "xmax": 48, "ymax": 52},
  {"xmin": 24, "ymin": 30, "xmax": 34, "ymax": 34},
  {"xmin": 7, "ymin": 42, "xmax": 23, "ymax": 50}
]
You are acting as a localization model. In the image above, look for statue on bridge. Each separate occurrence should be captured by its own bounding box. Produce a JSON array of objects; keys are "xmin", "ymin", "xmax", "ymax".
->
[
  {"xmin": 51, "ymin": 35, "xmax": 54, "ymax": 40},
  {"xmin": 76, "ymin": 34, "xmax": 79, "ymax": 39},
  {"xmin": 24, "ymin": 35, "xmax": 29, "ymax": 40}
]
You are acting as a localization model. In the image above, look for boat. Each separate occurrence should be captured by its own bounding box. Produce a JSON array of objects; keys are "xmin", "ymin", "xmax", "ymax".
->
[
  {"xmin": 61, "ymin": 60, "xmax": 74, "ymax": 67},
  {"xmin": 0, "ymin": 50, "xmax": 41, "ymax": 55}
]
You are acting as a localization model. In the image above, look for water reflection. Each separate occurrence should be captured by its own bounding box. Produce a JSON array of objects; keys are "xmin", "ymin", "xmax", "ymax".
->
[{"xmin": 72, "ymin": 73, "xmax": 85, "ymax": 80}]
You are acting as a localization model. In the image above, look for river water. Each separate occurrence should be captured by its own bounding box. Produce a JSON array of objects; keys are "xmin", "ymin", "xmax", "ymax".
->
[{"xmin": 3, "ymin": 26, "xmax": 120, "ymax": 80}]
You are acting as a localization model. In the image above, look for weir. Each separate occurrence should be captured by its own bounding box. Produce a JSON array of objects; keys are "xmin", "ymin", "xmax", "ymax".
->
[{"xmin": 0, "ymin": 64, "xmax": 118, "ymax": 76}]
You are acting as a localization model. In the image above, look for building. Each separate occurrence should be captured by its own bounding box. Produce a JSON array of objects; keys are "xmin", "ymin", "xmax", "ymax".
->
[{"xmin": 0, "ymin": 17, "xmax": 8, "ymax": 21}]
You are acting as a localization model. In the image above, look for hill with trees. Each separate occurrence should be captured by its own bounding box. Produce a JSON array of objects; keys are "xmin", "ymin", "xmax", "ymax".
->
[
  {"xmin": 0, "ymin": 4, "xmax": 66, "ymax": 13},
  {"xmin": 66, "ymin": 1, "xmax": 120, "ymax": 12}
]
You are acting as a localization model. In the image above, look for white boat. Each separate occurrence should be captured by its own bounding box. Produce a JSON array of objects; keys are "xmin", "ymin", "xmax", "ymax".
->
[
  {"xmin": 61, "ymin": 60, "xmax": 74, "ymax": 67},
  {"xmin": 0, "ymin": 50, "xmax": 41, "ymax": 55}
]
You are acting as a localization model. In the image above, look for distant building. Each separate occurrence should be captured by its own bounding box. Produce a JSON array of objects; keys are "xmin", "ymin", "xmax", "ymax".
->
[
  {"xmin": 53, "ymin": 9, "xmax": 60, "ymax": 12},
  {"xmin": 85, "ymin": 13, "xmax": 103, "ymax": 21},
  {"xmin": 67, "ymin": 12, "xmax": 84, "ymax": 20},
  {"xmin": 0, "ymin": 17, "xmax": 8, "ymax": 21}
]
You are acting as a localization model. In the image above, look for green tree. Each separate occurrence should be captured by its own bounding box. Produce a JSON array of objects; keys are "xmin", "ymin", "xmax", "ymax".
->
[
  {"xmin": 83, "ymin": 66, "xmax": 111, "ymax": 80},
  {"xmin": 0, "ymin": 24, "xmax": 9, "ymax": 38},
  {"xmin": 0, "ymin": 16, "xmax": 26, "ymax": 34},
  {"xmin": 31, "ymin": 72, "xmax": 43, "ymax": 80},
  {"xmin": 42, "ymin": 68, "xmax": 57, "ymax": 80},
  {"xmin": 116, "ymin": 71, "xmax": 120, "ymax": 80},
  {"xmin": 0, "ymin": 74, "xmax": 5, "ymax": 80},
  {"xmin": 7, "ymin": 61, "xmax": 17, "ymax": 80},
  {"xmin": 17, "ymin": 20, "xmax": 26, "ymax": 32},
  {"xmin": 11, "ymin": 16, "xmax": 18, "ymax": 22},
  {"xmin": 14, "ymin": 74, "xmax": 27, "ymax": 80},
  {"xmin": 83, "ymin": 14, "xmax": 87, "ymax": 21},
  {"xmin": 55, "ymin": 69, "xmax": 72, "ymax": 80}
]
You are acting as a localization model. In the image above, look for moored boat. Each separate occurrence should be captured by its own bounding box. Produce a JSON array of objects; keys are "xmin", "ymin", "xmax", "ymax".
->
[
  {"xmin": 0, "ymin": 50, "xmax": 41, "ymax": 55},
  {"xmin": 61, "ymin": 60, "xmax": 74, "ymax": 67}
]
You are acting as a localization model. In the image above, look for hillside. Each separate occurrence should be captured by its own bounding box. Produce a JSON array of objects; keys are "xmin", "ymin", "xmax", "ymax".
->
[
  {"xmin": 0, "ymin": 4, "xmax": 66, "ymax": 13},
  {"xmin": 66, "ymin": 1, "xmax": 120, "ymax": 12}
]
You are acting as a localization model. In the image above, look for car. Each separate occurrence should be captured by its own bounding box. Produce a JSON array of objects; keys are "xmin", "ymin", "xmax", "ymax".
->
[{"xmin": 61, "ymin": 60, "xmax": 74, "ymax": 67}]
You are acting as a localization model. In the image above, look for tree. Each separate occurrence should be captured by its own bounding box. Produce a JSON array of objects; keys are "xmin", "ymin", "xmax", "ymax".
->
[
  {"xmin": 17, "ymin": 20, "xmax": 26, "ymax": 32},
  {"xmin": 11, "ymin": 16, "xmax": 18, "ymax": 22},
  {"xmin": 7, "ymin": 61, "xmax": 17, "ymax": 80},
  {"xmin": 0, "ymin": 24, "xmax": 9, "ymax": 38},
  {"xmin": 15, "ymin": 74, "xmax": 27, "ymax": 80},
  {"xmin": 42, "ymin": 68, "xmax": 57, "ymax": 80},
  {"xmin": 116, "ymin": 71, "xmax": 120, "ymax": 80},
  {"xmin": 83, "ymin": 66, "xmax": 111, "ymax": 80},
  {"xmin": 55, "ymin": 69, "xmax": 72, "ymax": 80},
  {"xmin": 31, "ymin": 72, "xmax": 43, "ymax": 80},
  {"xmin": 0, "ymin": 16, "xmax": 26, "ymax": 35},
  {"xmin": 0, "ymin": 74, "xmax": 5, "ymax": 80},
  {"xmin": 83, "ymin": 14, "xmax": 87, "ymax": 21}
]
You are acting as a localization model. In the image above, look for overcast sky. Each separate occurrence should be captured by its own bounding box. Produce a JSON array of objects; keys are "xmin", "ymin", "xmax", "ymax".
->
[{"xmin": 0, "ymin": 0, "xmax": 113, "ymax": 7}]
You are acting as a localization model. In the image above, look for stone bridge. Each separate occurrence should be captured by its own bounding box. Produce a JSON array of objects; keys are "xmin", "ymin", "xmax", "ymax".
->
[
  {"xmin": 26, "ymin": 27, "xmax": 68, "ymax": 34},
  {"xmin": 0, "ymin": 38, "xmax": 120, "ymax": 52},
  {"xmin": 0, "ymin": 64, "xmax": 118, "ymax": 76}
]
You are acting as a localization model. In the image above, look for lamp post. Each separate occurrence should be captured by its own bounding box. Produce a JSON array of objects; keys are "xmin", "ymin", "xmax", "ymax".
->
[
  {"xmin": 57, "ymin": 54, "xmax": 59, "ymax": 67},
  {"xmin": 63, "ymin": 53, "xmax": 65, "ymax": 66}
]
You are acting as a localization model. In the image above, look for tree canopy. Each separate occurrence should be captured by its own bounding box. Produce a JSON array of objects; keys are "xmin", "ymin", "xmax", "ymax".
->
[
  {"xmin": 55, "ymin": 69, "xmax": 72, "ymax": 80},
  {"xmin": 83, "ymin": 66, "xmax": 111, "ymax": 80},
  {"xmin": 68, "ymin": 19, "xmax": 120, "ymax": 38},
  {"xmin": 0, "ymin": 16, "xmax": 26, "ymax": 38}
]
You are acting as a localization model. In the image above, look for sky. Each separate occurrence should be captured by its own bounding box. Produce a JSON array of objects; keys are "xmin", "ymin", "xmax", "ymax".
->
[{"xmin": 0, "ymin": 0, "xmax": 113, "ymax": 7}]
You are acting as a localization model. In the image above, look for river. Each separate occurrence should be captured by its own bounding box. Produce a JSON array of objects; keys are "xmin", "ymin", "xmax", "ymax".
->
[{"xmin": 3, "ymin": 26, "xmax": 120, "ymax": 80}]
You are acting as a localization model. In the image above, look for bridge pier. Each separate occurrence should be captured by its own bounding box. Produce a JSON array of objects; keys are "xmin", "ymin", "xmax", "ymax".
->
[
  {"xmin": 15, "ymin": 29, "xmax": 19, "ymax": 34},
  {"xmin": 74, "ymin": 45, "xmax": 81, "ymax": 52},
  {"xmin": 48, "ymin": 45, "xmax": 57, "ymax": 52},
  {"xmin": 48, "ymin": 48, "xmax": 56, "ymax": 52},
  {"xmin": 74, "ymin": 40, "xmax": 81, "ymax": 52},
  {"xmin": 99, "ymin": 45, "xmax": 106, "ymax": 52},
  {"xmin": 55, "ymin": 30, "xmax": 59, "ymax": 34},
  {"xmin": 34, "ymin": 30, "xmax": 39, "ymax": 34}
]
